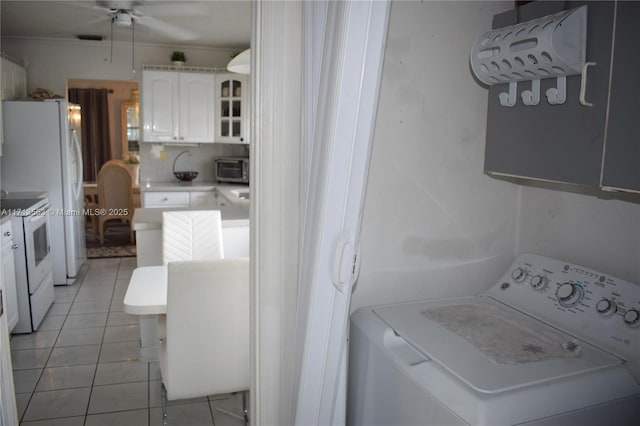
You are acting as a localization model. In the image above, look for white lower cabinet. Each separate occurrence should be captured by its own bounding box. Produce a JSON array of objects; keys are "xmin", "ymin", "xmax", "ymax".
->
[
  {"xmin": 0, "ymin": 229, "xmax": 18, "ymax": 425},
  {"xmin": 189, "ymin": 191, "xmax": 218, "ymax": 208},
  {"xmin": 0, "ymin": 311, "xmax": 17, "ymax": 426},
  {"xmin": 142, "ymin": 190, "xmax": 220, "ymax": 209},
  {"xmin": 1, "ymin": 221, "xmax": 18, "ymax": 332}
]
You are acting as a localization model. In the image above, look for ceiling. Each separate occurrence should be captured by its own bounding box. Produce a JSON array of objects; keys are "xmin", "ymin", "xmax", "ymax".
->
[{"xmin": 1, "ymin": 0, "xmax": 251, "ymax": 49}]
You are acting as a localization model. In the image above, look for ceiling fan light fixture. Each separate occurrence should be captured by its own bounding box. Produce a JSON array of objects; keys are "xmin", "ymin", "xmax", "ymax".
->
[{"xmin": 113, "ymin": 12, "xmax": 133, "ymax": 27}]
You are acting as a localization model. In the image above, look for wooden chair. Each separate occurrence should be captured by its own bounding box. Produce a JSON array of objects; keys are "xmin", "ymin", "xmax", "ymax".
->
[
  {"xmin": 83, "ymin": 183, "xmax": 99, "ymax": 238},
  {"xmin": 97, "ymin": 159, "xmax": 135, "ymax": 244}
]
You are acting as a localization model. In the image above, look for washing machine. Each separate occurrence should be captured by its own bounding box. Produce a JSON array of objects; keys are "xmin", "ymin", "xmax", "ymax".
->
[{"xmin": 348, "ymin": 253, "xmax": 640, "ymax": 425}]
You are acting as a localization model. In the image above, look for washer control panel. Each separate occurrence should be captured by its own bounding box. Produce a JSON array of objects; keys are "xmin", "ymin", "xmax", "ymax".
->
[{"xmin": 488, "ymin": 253, "xmax": 640, "ymax": 364}]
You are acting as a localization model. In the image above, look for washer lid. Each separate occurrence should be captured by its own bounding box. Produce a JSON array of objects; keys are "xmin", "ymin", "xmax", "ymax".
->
[{"xmin": 374, "ymin": 296, "xmax": 623, "ymax": 394}]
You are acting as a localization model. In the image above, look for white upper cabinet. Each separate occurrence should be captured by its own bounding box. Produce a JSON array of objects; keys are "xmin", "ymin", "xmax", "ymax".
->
[
  {"xmin": 142, "ymin": 70, "xmax": 215, "ymax": 144},
  {"xmin": 215, "ymin": 73, "xmax": 249, "ymax": 144}
]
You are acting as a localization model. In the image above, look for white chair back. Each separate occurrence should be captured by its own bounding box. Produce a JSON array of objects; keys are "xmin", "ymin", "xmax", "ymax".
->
[
  {"xmin": 162, "ymin": 210, "xmax": 224, "ymax": 264},
  {"xmin": 159, "ymin": 258, "xmax": 250, "ymax": 400}
]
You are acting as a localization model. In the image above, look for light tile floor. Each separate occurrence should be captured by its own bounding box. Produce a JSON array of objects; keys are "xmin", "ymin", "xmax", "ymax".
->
[{"xmin": 11, "ymin": 257, "xmax": 246, "ymax": 426}]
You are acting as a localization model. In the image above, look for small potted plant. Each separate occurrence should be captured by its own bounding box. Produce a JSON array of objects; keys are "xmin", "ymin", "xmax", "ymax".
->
[{"xmin": 171, "ymin": 51, "xmax": 186, "ymax": 66}]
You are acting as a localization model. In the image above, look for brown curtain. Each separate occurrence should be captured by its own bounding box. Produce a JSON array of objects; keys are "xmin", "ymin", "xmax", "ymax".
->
[{"xmin": 68, "ymin": 88, "xmax": 112, "ymax": 181}]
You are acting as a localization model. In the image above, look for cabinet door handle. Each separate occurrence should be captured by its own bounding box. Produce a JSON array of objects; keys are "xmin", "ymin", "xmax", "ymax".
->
[
  {"xmin": 3, "ymin": 231, "xmax": 11, "ymax": 237},
  {"xmin": 579, "ymin": 62, "xmax": 596, "ymax": 107}
]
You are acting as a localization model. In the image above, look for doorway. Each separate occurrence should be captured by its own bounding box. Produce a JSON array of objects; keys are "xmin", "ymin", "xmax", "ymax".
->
[{"xmin": 67, "ymin": 79, "xmax": 140, "ymax": 252}]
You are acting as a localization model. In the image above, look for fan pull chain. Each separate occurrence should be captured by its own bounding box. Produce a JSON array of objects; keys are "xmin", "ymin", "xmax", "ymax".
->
[
  {"xmin": 131, "ymin": 20, "xmax": 135, "ymax": 74},
  {"xmin": 108, "ymin": 17, "xmax": 114, "ymax": 63}
]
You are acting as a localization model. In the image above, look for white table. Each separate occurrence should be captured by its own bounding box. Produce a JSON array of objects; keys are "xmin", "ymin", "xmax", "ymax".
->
[
  {"xmin": 123, "ymin": 266, "xmax": 167, "ymax": 315},
  {"xmin": 123, "ymin": 265, "xmax": 167, "ymax": 360}
]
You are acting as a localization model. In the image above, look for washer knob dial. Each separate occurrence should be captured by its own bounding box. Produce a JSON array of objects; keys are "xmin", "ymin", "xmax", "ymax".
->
[
  {"xmin": 511, "ymin": 267, "xmax": 527, "ymax": 283},
  {"xmin": 556, "ymin": 282, "xmax": 584, "ymax": 307},
  {"xmin": 595, "ymin": 298, "xmax": 617, "ymax": 316},
  {"xmin": 530, "ymin": 275, "xmax": 549, "ymax": 291},
  {"xmin": 623, "ymin": 309, "xmax": 640, "ymax": 327}
]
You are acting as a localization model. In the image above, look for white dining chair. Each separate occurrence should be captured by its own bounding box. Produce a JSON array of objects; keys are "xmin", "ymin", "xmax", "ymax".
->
[
  {"xmin": 162, "ymin": 210, "xmax": 224, "ymax": 264},
  {"xmin": 158, "ymin": 258, "xmax": 250, "ymax": 425}
]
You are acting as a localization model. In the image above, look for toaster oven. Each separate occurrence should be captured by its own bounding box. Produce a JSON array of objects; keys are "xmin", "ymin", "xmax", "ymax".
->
[{"xmin": 215, "ymin": 157, "xmax": 249, "ymax": 184}]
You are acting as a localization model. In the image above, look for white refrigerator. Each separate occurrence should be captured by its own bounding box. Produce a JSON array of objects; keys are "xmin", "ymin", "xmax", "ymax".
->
[{"xmin": 2, "ymin": 99, "xmax": 86, "ymax": 285}]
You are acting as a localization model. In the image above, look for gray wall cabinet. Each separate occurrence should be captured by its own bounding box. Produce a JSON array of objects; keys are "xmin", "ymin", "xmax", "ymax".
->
[
  {"xmin": 484, "ymin": 1, "xmax": 639, "ymax": 194},
  {"xmin": 600, "ymin": 2, "xmax": 640, "ymax": 192}
]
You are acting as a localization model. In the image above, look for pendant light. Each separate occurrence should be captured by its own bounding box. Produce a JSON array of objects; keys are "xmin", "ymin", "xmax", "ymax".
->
[{"xmin": 227, "ymin": 48, "xmax": 250, "ymax": 74}]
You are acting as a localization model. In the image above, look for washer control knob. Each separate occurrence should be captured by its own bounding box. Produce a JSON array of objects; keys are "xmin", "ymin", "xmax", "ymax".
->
[
  {"xmin": 556, "ymin": 282, "xmax": 584, "ymax": 307},
  {"xmin": 595, "ymin": 298, "xmax": 617, "ymax": 316},
  {"xmin": 530, "ymin": 275, "xmax": 549, "ymax": 290},
  {"xmin": 623, "ymin": 309, "xmax": 640, "ymax": 327},
  {"xmin": 511, "ymin": 267, "xmax": 527, "ymax": 283}
]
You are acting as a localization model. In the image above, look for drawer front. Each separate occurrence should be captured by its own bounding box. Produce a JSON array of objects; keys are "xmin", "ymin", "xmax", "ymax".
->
[
  {"xmin": 143, "ymin": 191, "xmax": 190, "ymax": 207},
  {"xmin": 189, "ymin": 191, "xmax": 218, "ymax": 208}
]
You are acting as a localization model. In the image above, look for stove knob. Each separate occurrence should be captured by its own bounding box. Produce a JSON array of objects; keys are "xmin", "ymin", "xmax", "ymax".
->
[
  {"xmin": 623, "ymin": 309, "xmax": 640, "ymax": 327},
  {"xmin": 556, "ymin": 282, "xmax": 584, "ymax": 307},
  {"xmin": 595, "ymin": 298, "xmax": 617, "ymax": 316},
  {"xmin": 530, "ymin": 275, "xmax": 549, "ymax": 291},
  {"xmin": 511, "ymin": 267, "xmax": 527, "ymax": 283}
]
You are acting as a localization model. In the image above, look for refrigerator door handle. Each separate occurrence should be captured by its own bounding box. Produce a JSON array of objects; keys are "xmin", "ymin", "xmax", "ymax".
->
[{"xmin": 71, "ymin": 130, "xmax": 83, "ymax": 200}]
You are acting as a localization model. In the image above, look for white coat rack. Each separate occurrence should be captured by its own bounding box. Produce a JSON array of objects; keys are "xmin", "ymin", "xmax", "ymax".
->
[{"xmin": 470, "ymin": 6, "xmax": 592, "ymax": 107}]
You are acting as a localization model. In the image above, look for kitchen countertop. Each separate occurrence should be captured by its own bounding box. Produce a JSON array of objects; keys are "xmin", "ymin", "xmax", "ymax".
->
[
  {"xmin": 1, "ymin": 191, "xmax": 50, "ymax": 223},
  {"xmin": 133, "ymin": 208, "xmax": 249, "ymax": 231},
  {"xmin": 134, "ymin": 182, "xmax": 249, "ymax": 230}
]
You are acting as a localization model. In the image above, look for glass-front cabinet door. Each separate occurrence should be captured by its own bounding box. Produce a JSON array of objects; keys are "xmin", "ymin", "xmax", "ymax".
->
[{"xmin": 216, "ymin": 73, "xmax": 249, "ymax": 144}]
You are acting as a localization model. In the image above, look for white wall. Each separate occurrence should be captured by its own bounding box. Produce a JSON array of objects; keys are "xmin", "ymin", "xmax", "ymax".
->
[
  {"xmin": 1, "ymin": 37, "xmax": 238, "ymax": 96},
  {"xmin": 354, "ymin": 1, "xmax": 640, "ymax": 312},
  {"xmin": 353, "ymin": 1, "xmax": 517, "ymax": 311},
  {"xmin": 517, "ymin": 185, "xmax": 640, "ymax": 283},
  {"xmin": 140, "ymin": 143, "xmax": 247, "ymax": 182}
]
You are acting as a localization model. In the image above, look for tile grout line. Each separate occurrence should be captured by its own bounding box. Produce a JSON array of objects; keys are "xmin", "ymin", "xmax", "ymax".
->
[
  {"xmin": 16, "ymin": 260, "xmax": 89, "ymax": 424},
  {"xmin": 83, "ymin": 257, "xmax": 120, "ymax": 424}
]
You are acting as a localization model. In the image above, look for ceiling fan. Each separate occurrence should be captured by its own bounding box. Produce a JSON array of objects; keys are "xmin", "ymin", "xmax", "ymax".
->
[{"xmin": 86, "ymin": 0, "xmax": 201, "ymax": 41}]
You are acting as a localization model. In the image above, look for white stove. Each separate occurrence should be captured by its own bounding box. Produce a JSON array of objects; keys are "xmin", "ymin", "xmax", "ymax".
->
[
  {"xmin": 348, "ymin": 253, "xmax": 640, "ymax": 425},
  {"xmin": 1, "ymin": 196, "xmax": 54, "ymax": 333}
]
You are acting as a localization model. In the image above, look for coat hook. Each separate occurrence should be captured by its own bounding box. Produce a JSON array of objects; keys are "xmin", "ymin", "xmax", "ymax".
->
[
  {"xmin": 522, "ymin": 79, "xmax": 540, "ymax": 106},
  {"xmin": 579, "ymin": 62, "xmax": 596, "ymax": 107},
  {"xmin": 499, "ymin": 82, "xmax": 518, "ymax": 107},
  {"xmin": 546, "ymin": 76, "xmax": 567, "ymax": 105}
]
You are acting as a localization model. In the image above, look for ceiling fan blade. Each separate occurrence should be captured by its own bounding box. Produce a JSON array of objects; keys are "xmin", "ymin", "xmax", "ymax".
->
[
  {"xmin": 136, "ymin": 2, "xmax": 209, "ymax": 17},
  {"xmin": 76, "ymin": 15, "xmax": 112, "ymax": 28},
  {"xmin": 135, "ymin": 15, "xmax": 198, "ymax": 41},
  {"xmin": 96, "ymin": 1, "xmax": 143, "ymax": 11}
]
